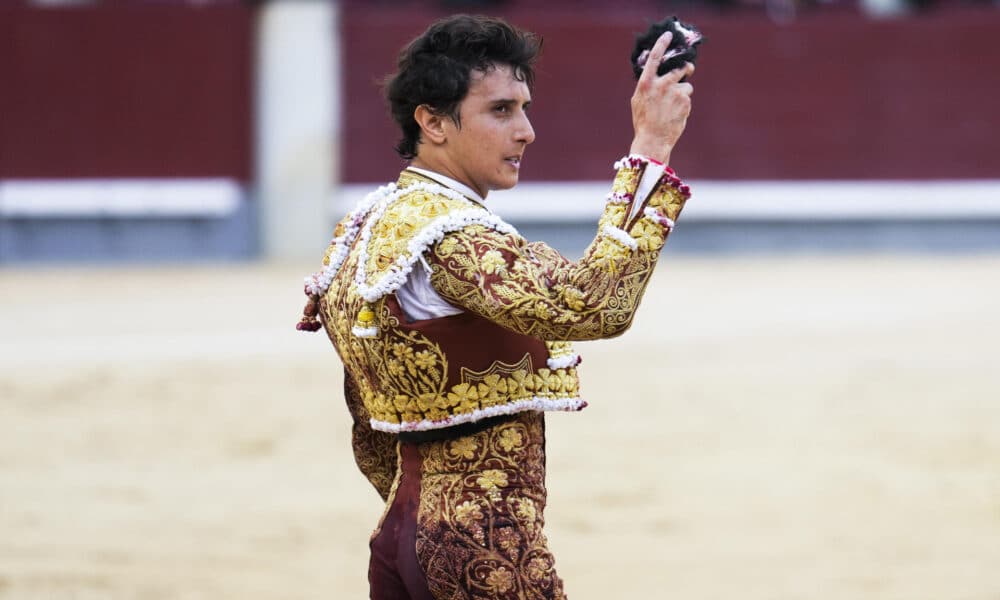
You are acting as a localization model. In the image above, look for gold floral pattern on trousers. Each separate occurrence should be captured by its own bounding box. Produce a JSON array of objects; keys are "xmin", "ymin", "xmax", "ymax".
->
[{"xmin": 415, "ymin": 412, "xmax": 566, "ymax": 599}]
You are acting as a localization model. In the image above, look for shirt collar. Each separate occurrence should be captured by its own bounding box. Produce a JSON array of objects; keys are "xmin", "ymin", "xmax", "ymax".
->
[{"xmin": 405, "ymin": 166, "xmax": 486, "ymax": 205}]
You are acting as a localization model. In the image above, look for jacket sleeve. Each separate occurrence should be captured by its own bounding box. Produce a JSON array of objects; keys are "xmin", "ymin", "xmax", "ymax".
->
[
  {"xmin": 426, "ymin": 156, "xmax": 690, "ymax": 341},
  {"xmin": 343, "ymin": 369, "xmax": 398, "ymax": 501}
]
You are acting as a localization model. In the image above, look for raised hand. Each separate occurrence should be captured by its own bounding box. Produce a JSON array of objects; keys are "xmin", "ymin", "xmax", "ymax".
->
[{"xmin": 629, "ymin": 31, "xmax": 695, "ymax": 165}]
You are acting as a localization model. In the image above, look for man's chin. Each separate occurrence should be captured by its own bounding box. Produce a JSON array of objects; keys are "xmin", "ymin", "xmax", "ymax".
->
[{"xmin": 491, "ymin": 176, "xmax": 519, "ymax": 193}]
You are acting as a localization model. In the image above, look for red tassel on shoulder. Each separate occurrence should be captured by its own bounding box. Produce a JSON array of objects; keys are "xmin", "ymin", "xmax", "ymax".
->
[{"xmin": 296, "ymin": 294, "xmax": 323, "ymax": 332}]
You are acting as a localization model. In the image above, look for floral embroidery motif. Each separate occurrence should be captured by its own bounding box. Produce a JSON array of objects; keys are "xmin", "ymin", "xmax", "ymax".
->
[
  {"xmin": 480, "ymin": 249, "xmax": 508, "ymax": 275},
  {"xmin": 486, "ymin": 567, "xmax": 516, "ymax": 593},
  {"xmin": 316, "ymin": 162, "xmax": 690, "ymax": 482},
  {"xmin": 426, "ymin": 159, "xmax": 689, "ymax": 342},
  {"xmin": 454, "ymin": 500, "xmax": 484, "ymax": 528},
  {"xmin": 415, "ymin": 412, "xmax": 566, "ymax": 599},
  {"xmin": 449, "ymin": 437, "xmax": 478, "ymax": 460},
  {"xmin": 311, "ymin": 161, "xmax": 692, "ymax": 597},
  {"xmin": 476, "ymin": 469, "xmax": 509, "ymax": 491},
  {"xmin": 498, "ymin": 427, "xmax": 523, "ymax": 452},
  {"xmin": 630, "ymin": 218, "xmax": 666, "ymax": 251},
  {"xmin": 353, "ymin": 183, "xmax": 518, "ymax": 305}
]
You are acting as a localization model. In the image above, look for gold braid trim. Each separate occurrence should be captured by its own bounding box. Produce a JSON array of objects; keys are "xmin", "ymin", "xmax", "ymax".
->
[{"xmin": 367, "ymin": 365, "xmax": 582, "ymax": 431}]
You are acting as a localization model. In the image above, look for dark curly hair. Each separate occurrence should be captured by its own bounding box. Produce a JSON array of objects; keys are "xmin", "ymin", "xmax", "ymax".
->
[{"xmin": 384, "ymin": 15, "xmax": 541, "ymax": 160}]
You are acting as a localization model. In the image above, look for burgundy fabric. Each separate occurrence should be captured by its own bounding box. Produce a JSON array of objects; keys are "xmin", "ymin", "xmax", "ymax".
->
[
  {"xmin": 386, "ymin": 293, "xmax": 550, "ymax": 382},
  {"xmin": 369, "ymin": 443, "xmax": 435, "ymax": 600}
]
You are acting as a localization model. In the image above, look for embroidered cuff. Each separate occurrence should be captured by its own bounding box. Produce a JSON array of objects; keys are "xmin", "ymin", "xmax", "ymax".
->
[
  {"xmin": 659, "ymin": 166, "xmax": 692, "ymax": 199},
  {"xmin": 613, "ymin": 154, "xmax": 657, "ymax": 170}
]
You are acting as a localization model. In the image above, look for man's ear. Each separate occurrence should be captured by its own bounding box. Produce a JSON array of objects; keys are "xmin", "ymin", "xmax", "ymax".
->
[{"xmin": 414, "ymin": 105, "xmax": 448, "ymax": 145}]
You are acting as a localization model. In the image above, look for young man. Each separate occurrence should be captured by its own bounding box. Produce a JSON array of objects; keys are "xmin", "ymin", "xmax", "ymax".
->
[{"xmin": 298, "ymin": 14, "xmax": 694, "ymax": 600}]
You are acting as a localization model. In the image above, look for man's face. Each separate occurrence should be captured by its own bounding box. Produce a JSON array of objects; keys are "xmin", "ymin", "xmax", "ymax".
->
[{"xmin": 441, "ymin": 64, "xmax": 535, "ymax": 198}]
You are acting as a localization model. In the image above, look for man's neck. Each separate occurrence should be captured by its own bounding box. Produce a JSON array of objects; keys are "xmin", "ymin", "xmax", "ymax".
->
[{"xmin": 405, "ymin": 164, "xmax": 486, "ymax": 204}]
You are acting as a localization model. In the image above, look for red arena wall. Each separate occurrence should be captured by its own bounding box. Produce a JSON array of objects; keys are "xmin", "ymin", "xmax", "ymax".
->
[
  {"xmin": 3, "ymin": 4, "xmax": 996, "ymax": 184},
  {"xmin": 341, "ymin": 6, "xmax": 1000, "ymax": 182},
  {"xmin": 0, "ymin": 4, "xmax": 253, "ymax": 181}
]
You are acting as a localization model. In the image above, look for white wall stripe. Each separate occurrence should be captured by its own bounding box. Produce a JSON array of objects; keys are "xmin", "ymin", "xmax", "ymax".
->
[
  {"xmin": 10, "ymin": 179, "xmax": 995, "ymax": 221},
  {"xmin": 336, "ymin": 180, "xmax": 1000, "ymax": 222},
  {"xmin": 0, "ymin": 179, "xmax": 242, "ymax": 218}
]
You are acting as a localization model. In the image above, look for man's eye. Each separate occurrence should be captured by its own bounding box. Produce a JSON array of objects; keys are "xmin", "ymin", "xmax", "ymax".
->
[{"xmin": 494, "ymin": 105, "xmax": 509, "ymax": 113}]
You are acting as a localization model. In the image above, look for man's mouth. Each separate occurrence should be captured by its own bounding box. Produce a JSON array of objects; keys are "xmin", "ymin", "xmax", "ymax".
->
[{"xmin": 505, "ymin": 156, "xmax": 522, "ymax": 169}]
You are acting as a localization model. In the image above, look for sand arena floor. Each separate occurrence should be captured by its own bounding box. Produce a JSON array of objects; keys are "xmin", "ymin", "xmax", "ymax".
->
[{"xmin": 2, "ymin": 255, "xmax": 999, "ymax": 599}]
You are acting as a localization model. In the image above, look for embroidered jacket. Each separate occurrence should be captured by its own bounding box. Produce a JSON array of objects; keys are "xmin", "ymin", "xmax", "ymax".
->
[{"xmin": 301, "ymin": 156, "xmax": 690, "ymax": 498}]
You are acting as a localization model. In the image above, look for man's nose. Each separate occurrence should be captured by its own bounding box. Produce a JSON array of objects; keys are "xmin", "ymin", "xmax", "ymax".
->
[{"xmin": 517, "ymin": 113, "xmax": 535, "ymax": 145}]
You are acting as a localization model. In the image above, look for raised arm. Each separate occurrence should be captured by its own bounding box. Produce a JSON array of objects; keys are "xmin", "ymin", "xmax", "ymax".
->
[
  {"xmin": 427, "ymin": 31, "xmax": 694, "ymax": 341},
  {"xmin": 427, "ymin": 157, "xmax": 689, "ymax": 341}
]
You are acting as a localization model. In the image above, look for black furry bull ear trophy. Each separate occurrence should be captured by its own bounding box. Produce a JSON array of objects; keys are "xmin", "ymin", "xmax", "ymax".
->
[{"xmin": 630, "ymin": 17, "xmax": 704, "ymax": 81}]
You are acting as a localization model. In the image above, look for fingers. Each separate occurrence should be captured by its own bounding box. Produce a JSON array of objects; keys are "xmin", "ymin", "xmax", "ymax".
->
[
  {"xmin": 681, "ymin": 61, "xmax": 695, "ymax": 81},
  {"xmin": 639, "ymin": 31, "xmax": 673, "ymax": 85},
  {"xmin": 676, "ymin": 78, "xmax": 694, "ymax": 97},
  {"xmin": 660, "ymin": 62, "xmax": 696, "ymax": 86}
]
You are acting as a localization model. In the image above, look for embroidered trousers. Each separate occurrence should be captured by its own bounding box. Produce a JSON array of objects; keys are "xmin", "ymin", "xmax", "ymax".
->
[{"xmin": 369, "ymin": 412, "xmax": 566, "ymax": 600}]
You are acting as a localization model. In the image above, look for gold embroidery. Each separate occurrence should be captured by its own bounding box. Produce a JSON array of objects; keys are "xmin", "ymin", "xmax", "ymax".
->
[
  {"xmin": 364, "ymin": 189, "xmax": 473, "ymax": 289},
  {"xmin": 415, "ymin": 412, "xmax": 566, "ymax": 599},
  {"xmin": 454, "ymin": 500, "xmax": 484, "ymax": 528},
  {"xmin": 611, "ymin": 165, "xmax": 641, "ymax": 199},
  {"xmin": 312, "ymin": 165, "xmax": 689, "ymax": 598},
  {"xmin": 498, "ymin": 428, "xmax": 523, "ymax": 452},
  {"xmin": 360, "ymin": 365, "xmax": 580, "ymax": 426},
  {"xmin": 486, "ymin": 567, "xmax": 516, "ymax": 593},
  {"xmin": 320, "ymin": 165, "xmax": 686, "ymax": 432},
  {"xmin": 648, "ymin": 184, "xmax": 687, "ymax": 222},
  {"xmin": 460, "ymin": 354, "xmax": 533, "ymax": 386},
  {"xmin": 424, "ymin": 162, "xmax": 687, "ymax": 342},
  {"xmin": 449, "ymin": 437, "xmax": 478, "ymax": 460},
  {"xmin": 476, "ymin": 469, "xmax": 508, "ymax": 491},
  {"xmin": 598, "ymin": 203, "xmax": 628, "ymax": 230},
  {"xmin": 545, "ymin": 341, "xmax": 576, "ymax": 359},
  {"xmin": 480, "ymin": 249, "xmax": 508, "ymax": 275},
  {"xmin": 342, "ymin": 371, "xmax": 397, "ymax": 500}
]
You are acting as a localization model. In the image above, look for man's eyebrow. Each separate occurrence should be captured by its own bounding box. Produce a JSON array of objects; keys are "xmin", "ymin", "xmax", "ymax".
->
[{"xmin": 490, "ymin": 98, "xmax": 532, "ymax": 107}]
